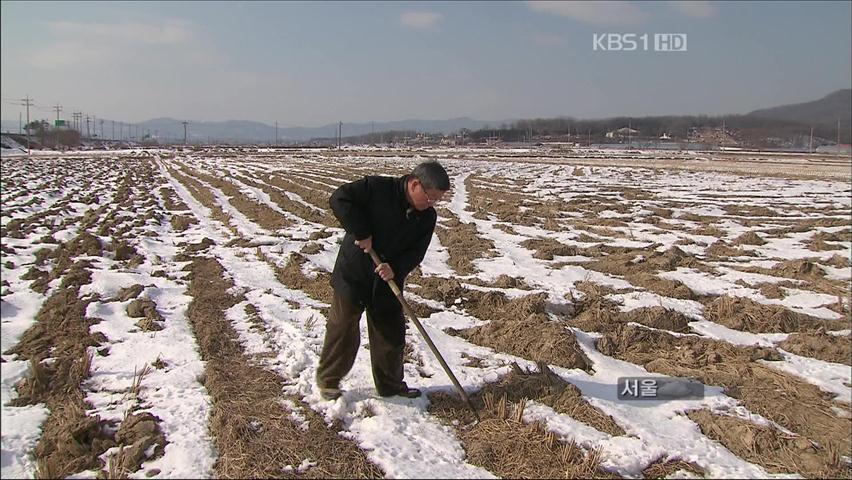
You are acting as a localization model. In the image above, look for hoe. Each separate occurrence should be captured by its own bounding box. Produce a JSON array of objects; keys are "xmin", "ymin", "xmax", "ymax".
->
[{"xmin": 368, "ymin": 248, "xmax": 480, "ymax": 422}]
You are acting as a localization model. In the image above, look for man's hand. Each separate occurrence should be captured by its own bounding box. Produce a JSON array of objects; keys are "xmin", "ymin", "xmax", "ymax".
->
[
  {"xmin": 354, "ymin": 236, "xmax": 393, "ymax": 280},
  {"xmin": 354, "ymin": 236, "xmax": 372, "ymax": 253},
  {"xmin": 374, "ymin": 262, "xmax": 395, "ymax": 281}
]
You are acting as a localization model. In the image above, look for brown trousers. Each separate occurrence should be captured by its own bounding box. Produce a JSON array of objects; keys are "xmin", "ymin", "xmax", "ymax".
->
[{"xmin": 316, "ymin": 291, "xmax": 407, "ymax": 395}]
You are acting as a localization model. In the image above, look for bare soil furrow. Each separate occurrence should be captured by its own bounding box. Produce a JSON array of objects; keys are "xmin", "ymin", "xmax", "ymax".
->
[
  {"xmin": 230, "ymin": 172, "xmax": 330, "ymax": 226},
  {"xmin": 596, "ymin": 324, "xmax": 852, "ymax": 470},
  {"xmin": 184, "ymin": 254, "xmax": 382, "ymax": 478},
  {"xmin": 434, "ymin": 207, "xmax": 496, "ymax": 276},
  {"xmin": 702, "ymin": 295, "xmax": 850, "ymax": 333},
  {"xmin": 180, "ymin": 166, "xmax": 292, "ymax": 232},
  {"xmin": 428, "ymin": 385, "xmax": 621, "ymax": 479},
  {"xmin": 408, "ymin": 276, "xmax": 591, "ymax": 372},
  {"xmin": 4, "ymin": 232, "xmax": 168, "ymax": 478},
  {"xmin": 165, "ymin": 166, "xmax": 238, "ymax": 236},
  {"xmin": 687, "ymin": 409, "xmax": 851, "ymax": 478},
  {"xmin": 261, "ymin": 173, "xmax": 337, "ymax": 226}
]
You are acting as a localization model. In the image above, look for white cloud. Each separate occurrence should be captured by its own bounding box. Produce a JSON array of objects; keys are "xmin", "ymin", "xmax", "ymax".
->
[
  {"xmin": 27, "ymin": 19, "xmax": 217, "ymax": 70},
  {"xmin": 531, "ymin": 34, "xmax": 567, "ymax": 46},
  {"xmin": 399, "ymin": 11, "xmax": 442, "ymax": 29},
  {"xmin": 46, "ymin": 19, "xmax": 194, "ymax": 44},
  {"xmin": 29, "ymin": 41, "xmax": 112, "ymax": 69},
  {"xmin": 669, "ymin": 1, "xmax": 716, "ymax": 18},
  {"xmin": 527, "ymin": 1, "xmax": 650, "ymax": 26}
]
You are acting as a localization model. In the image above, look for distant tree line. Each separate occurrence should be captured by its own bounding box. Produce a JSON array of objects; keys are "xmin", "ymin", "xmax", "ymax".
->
[
  {"xmin": 335, "ymin": 114, "xmax": 849, "ymax": 146},
  {"xmin": 315, "ymin": 130, "xmax": 434, "ymax": 146},
  {"xmin": 21, "ymin": 121, "xmax": 82, "ymax": 149}
]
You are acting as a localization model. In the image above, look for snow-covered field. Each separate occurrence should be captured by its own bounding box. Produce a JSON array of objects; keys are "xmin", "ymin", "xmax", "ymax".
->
[{"xmin": 2, "ymin": 148, "xmax": 850, "ymax": 479}]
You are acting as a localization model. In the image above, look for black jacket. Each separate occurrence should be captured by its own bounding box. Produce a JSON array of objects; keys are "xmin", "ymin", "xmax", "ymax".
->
[{"xmin": 329, "ymin": 174, "xmax": 437, "ymax": 312}]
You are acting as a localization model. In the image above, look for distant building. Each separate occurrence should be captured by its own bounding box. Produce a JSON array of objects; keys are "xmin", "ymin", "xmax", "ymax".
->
[
  {"xmin": 605, "ymin": 127, "xmax": 639, "ymax": 139},
  {"xmin": 815, "ymin": 144, "xmax": 852, "ymax": 154}
]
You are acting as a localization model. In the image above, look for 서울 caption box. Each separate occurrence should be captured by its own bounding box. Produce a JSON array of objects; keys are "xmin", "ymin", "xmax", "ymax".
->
[{"xmin": 617, "ymin": 377, "xmax": 704, "ymax": 400}]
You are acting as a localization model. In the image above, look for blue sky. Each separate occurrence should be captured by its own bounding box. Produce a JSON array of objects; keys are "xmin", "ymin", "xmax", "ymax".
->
[{"xmin": 2, "ymin": 1, "xmax": 850, "ymax": 127}]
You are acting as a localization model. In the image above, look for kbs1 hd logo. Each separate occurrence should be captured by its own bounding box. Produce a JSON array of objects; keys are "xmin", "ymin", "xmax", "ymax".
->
[{"xmin": 593, "ymin": 33, "xmax": 688, "ymax": 52}]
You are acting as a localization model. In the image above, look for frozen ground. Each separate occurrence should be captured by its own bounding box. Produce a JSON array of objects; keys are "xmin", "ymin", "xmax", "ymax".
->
[{"xmin": 2, "ymin": 148, "xmax": 850, "ymax": 478}]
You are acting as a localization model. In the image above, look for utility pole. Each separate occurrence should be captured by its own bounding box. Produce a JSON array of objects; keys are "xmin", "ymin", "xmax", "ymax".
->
[
  {"xmin": 182, "ymin": 121, "xmax": 188, "ymax": 145},
  {"xmin": 21, "ymin": 95, "xmax": 33, "ymax": 156},
  {"xmin": 838, "ymin": 119, "xmax": 841, "ymax": 146},
  {"xmin": 100, "ymin": 119, "xmax": 104, "ymax": 139},
  {"xmin": 275, "ymin": 121, "xmax": 278, "ymax": 145},
  {"xmin": 809, "ymin": 127, "xmax": 813, "ymax": 153},
  {"xmin": 85, "ymin": 115, "xmax": 91, "ymax": 139},
  {"xmin": 338, "ymin": 121, "xmax": 342, "ymax": 149},
  {"xmin": 112, "ymin": 120, "xmax": 115, "ymax": 141},
  {"xmin": 53, "ymin": 104, "xmax": 62, "ymax": 124}
]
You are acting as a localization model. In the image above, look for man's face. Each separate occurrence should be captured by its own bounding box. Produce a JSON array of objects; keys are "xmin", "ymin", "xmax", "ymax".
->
[{"xmin": 409, "ymin": 179, "xmax": 446, "ymax": 211}]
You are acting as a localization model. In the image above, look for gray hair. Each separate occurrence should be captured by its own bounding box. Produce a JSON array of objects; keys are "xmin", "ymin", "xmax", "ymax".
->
[{"xmin": 412, "ymin": 161, "xmax": 450, "ymax": 191}]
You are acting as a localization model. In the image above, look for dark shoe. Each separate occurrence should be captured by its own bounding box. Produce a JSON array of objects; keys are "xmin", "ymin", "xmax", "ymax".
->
[
  {"xmin": 319, "ymin": 387, "xmax": 342, "ymax": 400},
  {"xmin": 379, "ymin": 387, "xmax": 422, "ymax": 398}
]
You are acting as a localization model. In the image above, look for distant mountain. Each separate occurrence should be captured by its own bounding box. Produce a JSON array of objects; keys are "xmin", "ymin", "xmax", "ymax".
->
[
  {"xmin": 135, "ymin": 117, "xmax": 504, "ymax": 144},
  {"xmin": 138, "ymin": 118, "xmax": 276, "ymax": 143},
  {"xmin": 0, "ymin": 117, "xmax": 503, "ymax": 143},
  {"xmin": 1, "ymin": 119, "xmax": 22, "ymax": 134},
  {"xmin": 746, "ymin": 89, "xmax": 851, "ymax": 126},
  {"xmin": 283, "ymin": 117, "xmax": 507, "ymax": 141},
  {"xmin": 3, "ymin": 90, "xmax": 847, "ymax": 144}
]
